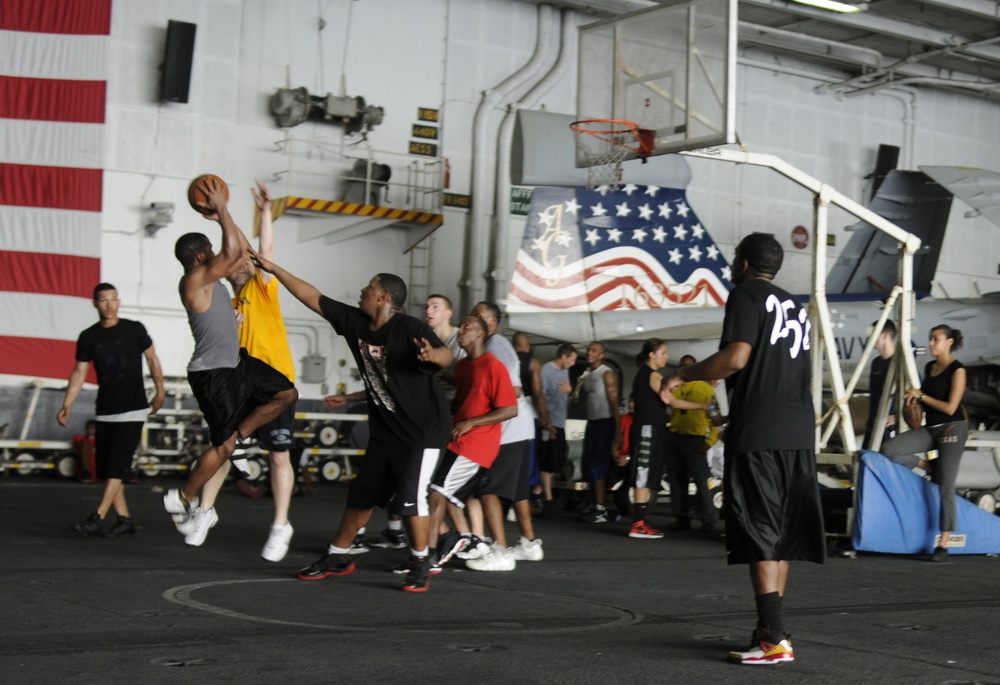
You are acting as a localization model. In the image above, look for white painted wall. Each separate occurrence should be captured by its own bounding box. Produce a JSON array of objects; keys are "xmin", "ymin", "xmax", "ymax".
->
[{"xmin": 97, "ymin": 0, "xmax": 1000, "ymax": 399}]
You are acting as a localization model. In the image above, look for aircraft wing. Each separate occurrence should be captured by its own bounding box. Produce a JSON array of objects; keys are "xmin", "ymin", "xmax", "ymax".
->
[{"xmin": 921, "ymin": 166, "xmax": 1000, "ymax": 230}]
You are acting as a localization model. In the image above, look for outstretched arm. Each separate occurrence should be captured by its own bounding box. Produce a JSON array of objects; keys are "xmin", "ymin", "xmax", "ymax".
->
[
  {"xmin": 415, "ymin": 337, "xmax": 453, "ymax": 368},
  {"xmin": 252, "ymin": 180, "xmax": 276, "ymax": 285},
  {"xmin": 249, "ymin": 246, "xmax": 324, "ymax": 315},
  {"xmin": 663, "ymin": 341, "xmax": 752, "ymax": 395}
]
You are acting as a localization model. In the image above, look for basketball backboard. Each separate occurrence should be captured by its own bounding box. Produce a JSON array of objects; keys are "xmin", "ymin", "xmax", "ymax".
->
[{"xmin": 576, "ymin": 0, "xmax": 737, "ymax": 166}]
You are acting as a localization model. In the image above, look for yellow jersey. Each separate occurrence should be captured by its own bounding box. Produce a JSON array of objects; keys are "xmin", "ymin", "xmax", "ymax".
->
[
  {"xmin": 232, "ymin": 271, "xmax": 295, "ymax": 382},
  {"xmin": 668, "ymin": 380, "xmax": 718, "ymax": 446}
]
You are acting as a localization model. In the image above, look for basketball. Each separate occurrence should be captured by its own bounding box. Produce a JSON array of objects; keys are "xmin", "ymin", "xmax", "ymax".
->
[{"xmin": 187, "ymin": 174, "xmax": 229, "ymax": 214}]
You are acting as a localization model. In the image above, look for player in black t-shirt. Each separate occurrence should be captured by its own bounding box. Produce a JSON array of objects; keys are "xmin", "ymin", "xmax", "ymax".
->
[
  {"xmin": 664, "ymin": 233, "xmax": 826, "ymax": 666},
  {"xmin": 863, "ymin": 319, "xmax": 897, "ymax": 450},
  {"xmin": 58, "ymin": 283, "xmax": 166, "ymax": 538},
  {"xmin": 251, "ymin": 250, "xmax": 453, "ymax": 593}
]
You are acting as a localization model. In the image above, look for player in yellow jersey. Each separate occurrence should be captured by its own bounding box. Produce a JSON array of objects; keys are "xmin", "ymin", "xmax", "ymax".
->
[{"xmin": 196, "ymin": 180, "xmax": 298, "ymax": 561}]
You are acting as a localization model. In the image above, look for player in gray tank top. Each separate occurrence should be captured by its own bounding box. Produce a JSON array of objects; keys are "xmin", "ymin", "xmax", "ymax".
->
[{"xmin": 186, "ymin": 280, "xmax": 240, "ymax": 372}]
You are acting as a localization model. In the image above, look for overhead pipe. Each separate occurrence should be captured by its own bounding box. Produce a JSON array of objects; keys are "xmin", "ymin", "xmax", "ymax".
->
[
  {"xmin": 487, "ymin": 8, "xmax": 579, "ymax": 303},
  {"xmin": 459, "ymin": 3, "xmax": 560, "ymax": 315}
]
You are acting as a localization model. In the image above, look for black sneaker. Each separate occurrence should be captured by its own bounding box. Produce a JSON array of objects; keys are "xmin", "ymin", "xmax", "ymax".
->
[
  {"xmin": 72, "ymin": 512, "xmax": 103, "ymax": 537},
  {"xmin": 368, "ymin": 528, "xmax": 407, "ymax": 549},
  {"xmin": 436, "ymin": 530, "xmax": 471, "ymax": 565},
  {"xmin": 929, "ymin": 546, "xmax": 949, "ymax": 562},
  {"xmin": 346, "ymin": 533, "xmax": 370, "ymax": 555},
  {"xmin": 666, "ymin": 519, "xmax": 691, "ymax": 531},
  {"xmin": 401, "ymin": 555, "xmax": 431, "ymax": 593},
  {"xmin": 297, "ymin": 552, "xmax": 356, "ymax": 581},
  {"xmin": 101, "ymin": 516, "xmax": 136, "ymax": 538}
]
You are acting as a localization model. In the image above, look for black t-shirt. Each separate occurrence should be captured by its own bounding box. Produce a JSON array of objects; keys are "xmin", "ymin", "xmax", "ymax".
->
[
  {"xmin": 517, "ymin": 350, "xmax": 534, "ymax": 398},
  {"xmin": 922, "ymin": 358, "xmax": 966, "ymax": 426},
  {"xmin": 319, "ymin": 296, "xmax": 451, "ymax": 448},
  {"xmin": 75, "ymin": 319, "xmax": 152, "ymax": 416},
  {"xmin": 721, "ymin": 278, "xmax": 814, "ymax": 455},
  {"xmin": 865, "ymin": 355, "xmax": 893, "ymax": 438},
  {"xmin": 632, "ymin": 365, "xmax": 666, "ymax": 426}
]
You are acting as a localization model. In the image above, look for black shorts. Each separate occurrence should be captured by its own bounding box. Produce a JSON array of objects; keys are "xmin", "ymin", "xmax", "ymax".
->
[
  {"xmin": 346, "ymin": 441, "xmax": 441, "ymax": 517},
  {"xmin": 429, "ymin": 449, "xmax": 484, "ymax": 508},
  {"xmin": 256, "ymin": 402, "xmax": 296, "ymax": 452},
  {"xmin": 537, "ymin": 426, "xmax": 568, "ymax": 473},
  {"xmin": 630, "ymin": 422, "xmax": 665, "ymax": 490},
  {"xmin": 476, "ymin": 440, "xmax": 531, "ymax": 501},
  {"xmin": 724, "ymin": 449, "xmax": 827, "ymax": 565},
  {"xmin": 582, "ymin": 417, "xmax": 616, "ymax": 482},
  {"xmin": 188, "ymin": 348, "xmax": 294, "ymax": 447},
  {"xmin": 94, "ymin": 421, "xmax": 143, "ymax": 480}
]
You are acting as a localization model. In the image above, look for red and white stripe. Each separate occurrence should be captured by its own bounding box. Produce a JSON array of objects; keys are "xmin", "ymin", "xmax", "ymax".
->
[
  {"xmin": 0, "ymin": 0, "xmax": 111, "ymax": 381},
  {"xmin": 508, "ymin": 247, "xmax": 729, "ymax": 312}
]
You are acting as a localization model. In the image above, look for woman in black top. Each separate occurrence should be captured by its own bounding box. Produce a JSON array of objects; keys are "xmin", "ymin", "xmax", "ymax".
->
[
  {"xmin": 628, "ymin": 338, "xmax": 710, "ymax": 539},
  {"xmin": 881, "ymin": 325, "xmax": 968, "ymax": 562}
]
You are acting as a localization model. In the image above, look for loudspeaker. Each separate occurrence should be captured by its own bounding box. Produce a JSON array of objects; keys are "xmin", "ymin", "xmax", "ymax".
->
[
  {"xmin": 871, "ymin": 144, "xmax": 899, "ymax": 197},
  {"xmin": 160, "ymin": 20, "xmax": 197, "ymax": 103}
]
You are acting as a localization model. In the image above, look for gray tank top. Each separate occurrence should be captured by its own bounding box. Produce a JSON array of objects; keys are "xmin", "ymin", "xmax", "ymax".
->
[
  {"xmin": 186, "ymin": 281, "xmax": 239, "ymax": 372},
  {"xmin": 585, "ymin": 363, "xmax": 612, "ymax": 419}
]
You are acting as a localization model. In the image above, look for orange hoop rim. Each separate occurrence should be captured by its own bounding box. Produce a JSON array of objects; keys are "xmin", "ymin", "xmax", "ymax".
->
[{"xmin": 570, "ymin": 118, "xmax": 654, "ymax": 157}]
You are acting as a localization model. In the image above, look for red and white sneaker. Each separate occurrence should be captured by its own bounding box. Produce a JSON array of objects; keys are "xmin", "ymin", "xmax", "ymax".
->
[
  {"xmin": 728, "ymin": 633, "xmax": 795, "ymax": 665},
  {"xmin": 628, "ymin": 520, "xmax": 664, "ymax": 539}
]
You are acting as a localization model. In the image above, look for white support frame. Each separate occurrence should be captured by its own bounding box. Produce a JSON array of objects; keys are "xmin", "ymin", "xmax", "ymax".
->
[{"xmin": 680, "ymin": 147, "xmax": 923, "ymax": 534}]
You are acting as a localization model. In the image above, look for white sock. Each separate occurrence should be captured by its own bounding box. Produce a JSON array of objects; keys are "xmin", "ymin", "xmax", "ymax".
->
[
  {"xmin": 357, "ymin": 526, "xmax": 366, "ymax": 535},
  {"xmin": 328, "ymin": 544, "xmax": 351, "ymax": 555},
  {"xmin": 387, "ymin": 519, "xmax": 403, "ymax": 531},
  {"xmin": 411, "ymin": 547, "xmax": 428, "ymax": 558}
]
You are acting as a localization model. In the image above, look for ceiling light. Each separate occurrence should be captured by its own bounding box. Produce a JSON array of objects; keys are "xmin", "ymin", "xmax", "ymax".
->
[{"xmin": 790, "ymin": 0, "xmax": 866, "ymax": 13}]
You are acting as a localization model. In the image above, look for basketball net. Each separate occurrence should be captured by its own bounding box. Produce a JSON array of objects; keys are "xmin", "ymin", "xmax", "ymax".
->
[{"xmin": 571, "ymin": 120, "xmax": 652, "ymax": 191}]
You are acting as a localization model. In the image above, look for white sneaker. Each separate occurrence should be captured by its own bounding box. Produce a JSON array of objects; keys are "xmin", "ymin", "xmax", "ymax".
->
[
  {"xmin": 163, "ymin": 488, "xmax": 198, "ymax": 524},
  {"xmin": 261, "ymin": 522, "xmax": 294, "ymax": 562},
  {"xmin": 466, "ymin": 542, "xmax": 516, "ymax": 571},
  {"xmin": 182, "ymin": 507, "xmax": 218, "ymax": 546},
  {"xmin": 511, "ymin": 536, "xmax": 544, "ymax": 561}
]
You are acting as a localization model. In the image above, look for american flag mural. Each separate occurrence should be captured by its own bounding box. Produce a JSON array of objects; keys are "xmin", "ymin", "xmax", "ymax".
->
[
  {"xmin": 0, "ymin": 0, "xmax": 111, "ymax": 381},
  {"xmin": 507, "ymin": 185, "xmax": 731, "ymax": 312}
]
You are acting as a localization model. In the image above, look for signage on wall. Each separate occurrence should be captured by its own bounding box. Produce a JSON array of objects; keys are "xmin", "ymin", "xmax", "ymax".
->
[
  {"xmin": 409, "ymin": 140, "xmax": 438, "ymax": 157},
  {"xmin": 411, "ymin": 107, "xmax": 440, "ymax": 157},
  {"xmin": 443, "ymin": 192, "xmax": 471, "ymax": 210},
  {"xmin": 510, "ymin": 187, "xmax": 533, "ymax": 216},
  {"xmin": 791, "ymin": 225, "xmax": 809, "ymax": 249},
  {"xmin": 412, "ymin": 124, "xmax": 438, "ymax": 140}
]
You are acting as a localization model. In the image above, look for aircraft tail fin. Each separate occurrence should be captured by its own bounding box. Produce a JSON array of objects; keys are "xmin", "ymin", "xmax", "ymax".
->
[{"xmin": 827, "ymin": 170, "xmax": 952, "ymax": 297}]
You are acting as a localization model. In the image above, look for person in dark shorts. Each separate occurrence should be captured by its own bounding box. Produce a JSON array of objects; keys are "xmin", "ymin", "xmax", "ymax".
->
[
  {"xmin": 575, "ymin": 342, "xmax": 621, "ymax": 524},
  {"xmin": 58, "ymin": 283, "xmax": 166, "ymax": 538},
  {"xmin": 188, "ymin": 180, "xmax": 300, "ymax": 560},
  {"xmin": 252, "ymin": 249, "xmax": 453, "ymax": 593},
  {"xmin": 164, "ymin": 177, "xmax": 298, "ymax": 541},
  {"xmin": 428, "ymin": 315, "xmax": 517, "ymax": 568},
  {"xmin": 664, "ymin": 233, "xmax": 826, "ymax": 665}
]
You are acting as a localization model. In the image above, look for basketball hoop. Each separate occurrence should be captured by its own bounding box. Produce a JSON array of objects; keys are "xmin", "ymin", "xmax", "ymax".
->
[{"xmin": 570, "ymin": 119, "xmax": 654, "ymax": 191}]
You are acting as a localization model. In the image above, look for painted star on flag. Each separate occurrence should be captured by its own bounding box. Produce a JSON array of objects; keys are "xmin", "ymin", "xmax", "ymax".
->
[
  {"xmin": 688, "ymin": 245, "xmax": 703, "ymax": 262},
  {"xmin": 707, "ymin": 244, "xmax": 720, "ymax": 260},
  {"xmin": 555, "ymin": 231, "xmax": 573, "ymax": 247},
  {"xmin": 637, "ymin": 203, "xmax": 653, "ymax": 220},
  {"xmin": 607, "ymin": 228, "xmax": 623, "ymax": 243},
  {"xmin": 691, "ymin": 222, "xmax": 705, "ymax": 239},
  {"xmin": 722, "ymin": 265, "xmax": 732, "ymax": 281},
  {"xmin": 676, "ymin": 201, "xmax": 691, "ymax": 218},
  {"xmin": 616, "ymin": 202, "xmax": 631, "ymax": 217},
  {"xmin": 652, "ymin": 226, "xmax": 668, "ymax": 243},
  {"xmin": 622, "ymin": 184, "xmax": 639, "ymax": 196},
  {"xmin": 564, "ymin": 197, "xmax": 581, "ymax": 215},
  {"xmin": 658, "ymin": 202, "xmax": 673, "ymax": 219},
  {"xmin": 537, "ymin": 210, "xmax": 554, "ymax": 227},
  {"xmin": 644, "ymin": 185, "xmax": 660, "ymax": 197},
  {"xmin": 591, "ymin": 202, "xmax": 608, "ymax": 217},
  {"xmin": 673, "ymin": 224, "xmax": 688, "ymax": 241},
  {"xmin": 668, "ymin": 248, "xmax": 683, "ymax": 265},
  {"xmin": 632, "ymin": 228, "xmax": 647, "ymax": 243},
  {"xmin": 585, "ymin": 229, "xmax": 601, "ymax": 246}
]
